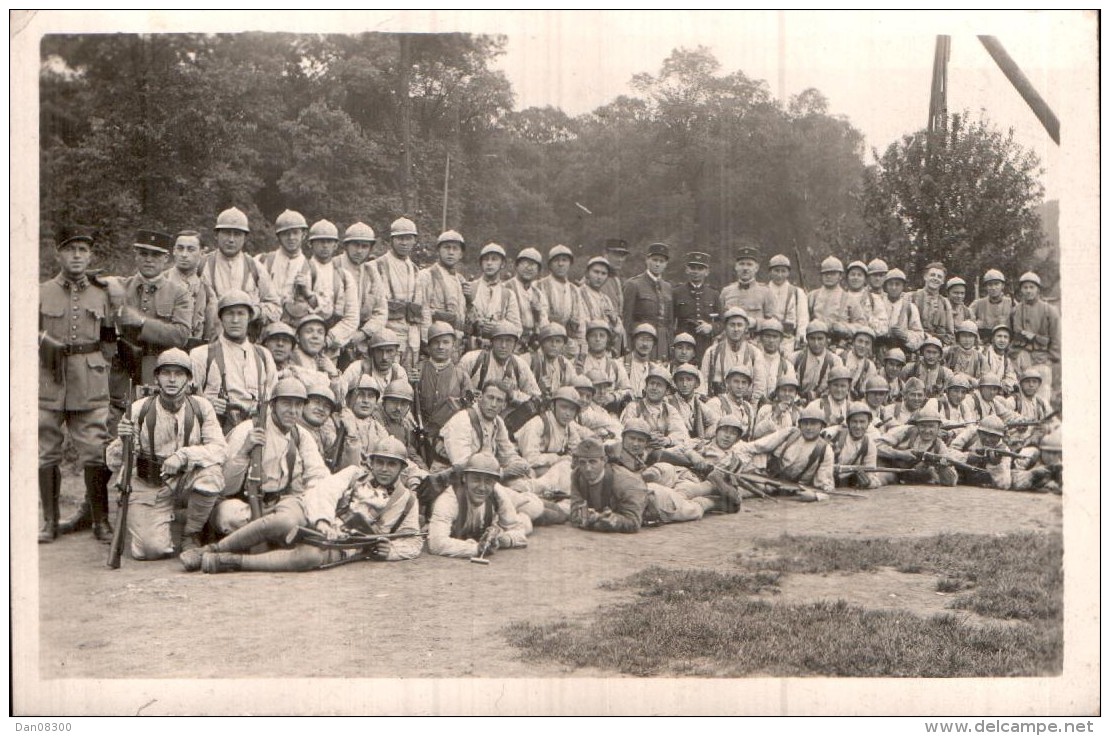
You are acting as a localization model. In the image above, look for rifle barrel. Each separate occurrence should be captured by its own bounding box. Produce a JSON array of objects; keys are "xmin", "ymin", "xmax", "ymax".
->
[{"xmin": 107, "ymin": 383, "xmax": 136, "ymax": 569}]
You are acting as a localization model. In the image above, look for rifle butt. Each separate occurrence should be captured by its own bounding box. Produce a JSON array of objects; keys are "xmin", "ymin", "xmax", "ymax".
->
[{"xmin": 106, "ymin": 498, "xmax": 129, "ymax": 569}]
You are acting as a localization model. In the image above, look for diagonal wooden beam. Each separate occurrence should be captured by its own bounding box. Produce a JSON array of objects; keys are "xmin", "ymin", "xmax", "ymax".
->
[{"xmin": 978, "ymin": 35, "xmax": 1061, "ymax": 145}]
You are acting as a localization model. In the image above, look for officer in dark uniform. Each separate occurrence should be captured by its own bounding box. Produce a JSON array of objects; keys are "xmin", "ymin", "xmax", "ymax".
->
[
  {"xmin": 601, "ymin": 238, "xmax": 630, "ymax": 354},
  {"xmin": 39, "ymin": 226, "xmax": 115, "ymax": 544},
  {"xmin": 622, "ymin": 242, "xmax": 674, "ymax": 361},
  {"xmin": 672, "ymin": 251, "xmax": 721, "ymax": 363}
]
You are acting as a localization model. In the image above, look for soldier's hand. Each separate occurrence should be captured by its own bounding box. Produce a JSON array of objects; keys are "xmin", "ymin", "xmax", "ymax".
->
[
  {"xmin": 244, "ymin": 427, "xmax": 267, "ymax": 451},
  {"xmin": 117, "ymin": 305, "xmax": 146, "ymax": 327},
  {"xmin": 117, "ymin": 416, "xmax": 136, "ymax": 439},
  {"xmin": 408, "ymin": 367, "xmax": 421, "ymax": 383},
  {"xmin": 294, "ymin": 273, "xmax": 310, "ymax": 290},
  {"xmin": 209, "ymin": 396, "xmax": 228, "ymax": 415},
  {"xmin": 161, "ymin": 453, "xmax": 185, "ymax": 477},
  {"xmin": 1020, "ymin": 330, "xmax": 1037, "ymax": 345},
  {"xmin": 461, "ymin": 280, "xmax": 474, "ymax": 300},
  {"xmin": 695, "ymin": 320, "xmax": 714, "ymax": 336},
  {"xmin": 890, "ymin": 325, "xmax": 907, "ymax": 340},
  {"xmin": 370, "ymin": 539, "xmax": 392, "ymax": 560}
]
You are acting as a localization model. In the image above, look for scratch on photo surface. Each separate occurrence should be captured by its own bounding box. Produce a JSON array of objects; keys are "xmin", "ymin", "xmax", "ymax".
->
[{"xmin": 136, "ymin": 698, "xmax": 157, "ymax": 716}]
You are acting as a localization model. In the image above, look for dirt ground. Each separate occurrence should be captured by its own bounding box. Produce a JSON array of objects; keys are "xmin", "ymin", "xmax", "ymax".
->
[{"xmin": 38, "ymin": 478, "xmax": 1061, "ymax": 679}]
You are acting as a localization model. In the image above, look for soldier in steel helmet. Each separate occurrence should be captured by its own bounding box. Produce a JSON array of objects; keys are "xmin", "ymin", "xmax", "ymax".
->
[
  {"xmin": 107, "ymin": 349, "xmax": 227, "ymax": 558},
  {"xmin": 465, "ymin": 242, "xmax": 523, "ymax": 350},
  {"xmin": 911, "ymin": 262, "xmax": 956, "ymax": 346},
  {"xmin": 200, "ymin": 207, "xmax": 282, "ymax": 330},
  {"xmin": 415, "ymin": 230, "xmax": 468, "ymax": 346},
  {"xmin": 504, "ymin": 247, "xmax": 549, "ymax": 353},
  {"xmin": 535, "ymin": 245, "xmax": 587, "ymax": 358},
  {"xmin": 875, "ymin": 407, "xmax": 958, "ymax": 486},
  {"xmin": 257, "ymin": 209, "xmax": 310, "ymax": 309},
  {"xmin": 529, "ymin": 323, "xmax": 578, "ymax": 397},
  {"xmin": 426, "ymin": 453, "xmax": 532, "ymax": 558},
  {"xmin": 948, "ymin": 415, "xmax": 1014, "ymax": 489},
  {"xmin": 970, "ymin": 269, "xmax": 1014, "ymax": 342}
]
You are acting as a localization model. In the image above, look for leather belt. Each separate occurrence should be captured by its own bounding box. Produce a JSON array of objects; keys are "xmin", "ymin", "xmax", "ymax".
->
[{"xmin": 64, "ymin": 343, "xmax": 101, "ymax": 355}]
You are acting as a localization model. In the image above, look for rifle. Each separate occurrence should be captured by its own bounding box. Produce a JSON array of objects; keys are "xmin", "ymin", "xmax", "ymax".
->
[
  {"xmin": 327, "ymin": 420, "xmax": 348, "ymax": 473},
  {"xmin": 107, "ymin": 383, "xmax": 137, "ymax": 569},
  {"xmin": 289, "ymin": 527, "xmax": 429, "ymax": 570},
  {"xmin": 969, "ymin": 446, "xmax": 1026, "ymax": 461},
  {"xmin": 409, "ymin": 371, "xmax": 435, "ymax": 469},
  {"xmin": 792, "ymin": 240, "xmax": 807, "ymax": 292},
  {"xmin": 911, "ymin": 450, "xmax": 979, "ymax": 474},
  {"xmin": 470, "ymin": 524, "xmax": 501, "ymax": 565},
  {"xmin": 1006, "ymin": 411, "xmax": 1059, "ymax": 430},
  {"xmin": 834, "ymin": 465, "xmax": 914, "ymax": 475},
  {"xmin": 941, "ymin": 420, "xmax": 976, "ymax": 432},
  {"xmin": 243, "ymin": 390, "xmax": 269, "ymax": 553}
]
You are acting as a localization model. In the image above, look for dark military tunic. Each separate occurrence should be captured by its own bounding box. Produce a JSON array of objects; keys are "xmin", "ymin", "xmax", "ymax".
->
[
  {"xmin": 673, "ymin": 280, "xmax": 721, "ymax": 362},
  {"xmin": 622, "ymin": 272, "xmax": 674, "ymax": 361},
  {"xmin": 110, "ymin": 272, "xmax": 194, "ymax": 407}
]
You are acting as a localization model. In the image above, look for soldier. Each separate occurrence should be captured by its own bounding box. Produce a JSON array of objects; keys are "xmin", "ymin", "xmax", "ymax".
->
[
  {"xmin": 705, "ymin": 365, "xmax": 757, "ymax": 441},
  {"xmin": 623, "ymin": 242, "xmax": 675, "ymax": 361},
  {"xmin": 375, "ymin": 379, "xmax": 427, "ymax": 470},
  {"xmin": 967, "ymin": 373, "xmax": 1003, "ymax": 422},
  {"xmin": 457, "ymin": 322, "xmax": 542, "ymax": 408},
  {"xmin": 994, "ymin": 369, "xmax": 1058, "ymax": 450},
  {"xmin": 465, "ymin": 242, "xmax": 523, "ymax": 349},
  {"xmin": 843, "ymin": 260, "xmax": 880, "ymax": 332},
  {"xmin": 765, "ymin": 253, "xmax": 809, "ymax": 348},
  {"xmin": 946, "ymin": 277, "xmax": 973, "ymax": 323},
  {"xmin": 808, "ymin": 257, "xmax": 857, "ymax": 345},
  {"xmin": 935, "ymin": 373, "xmax": 977, "ymax": 436},
  {"xmin": 427, "ymin": 453, "xmax": 532, "ymax": 559},
  {"xmin": 415, "ymin": 230, "xmax": 468, "ymax": 344},
  {"xmin": 619, "ymin": 365, "xmax": 690, "ymax": 451},
  {"xmin": 413, "ymin": 321, "xmax": 475, "ymax": 448},
  {"xmin": 535, "ymin": 245, "xmax": 586, "ymax": 358},
  {"xmin": 752, "ymin": 375, "xmax": 803, "ymax": 438},
  {"xmin": 807, "ymin": 365, "xmax": 852, "ymax": 427},
  {"xmin": 516, "ymin": 386, "xmax": 586, "ymax": 477},
  {"xmin": 334, "ymin": 222, "xmax": 387, "ymax": 367},
  {"xmin": 948, "ymin": 415, "xmax": 1014, "ymax": 489},
  {"xmin": 971, "ymin": 269, "xmax": 1014, "ymax": 342},
  {"xmin": 624, "ymin": 323, "xmax": 661, "ymax": 399},
  {"xmin": 529, "ymin": 323, "xmax": 579, "ymax": 397},
  {"xmin": 873, "ymin": 268, "xmax": 925, "ymax": 354},
  {"xmin": 901, "ymin": 336, "xmax": 953, "ymax": 399},
  {"xmin": 677, "ymin": 415, "xmax": 751, "ymax": 511},
  {"xmin": 667, "ymin": 333, "xmax": 699, "ymax": 375},
  {"xmin": 880, "ymin": 376, "xmax": 929, "ymax": 430},
  {"xmin": 944, "ymin": 320, "xmax": 986, "ymax": 380},
  {"xmin": 504, "ymin": 247, "xmax": 547, "ymax": 352},
  {"xmin": 911, "ymin": 262, "xmax": 956, "ymax": 346},
  {"xmin": 754, "ymin": 318, "xmax": 798, "ymax": 394},
  {"xmin": 701, "ymin": 307, "xmax": 768, "ymax": 400},
  {"xmin": 574, "ymin": 373, "xmax": 623, "ymax": 442},
  {"xmin": 257, "ymin": 209, "xmax": 310, "ymax": 313},
  {"xmin": 189, "ymin": 291, "xmax": 279, "ymax": 434},
  {"xmin": 880, "ymin": 348, "xmax": 908, "ymax": 404},
  {"xmin": 667, "ymin": 363, "xmax": 720, "ymax": 441},
  {"xmin": 298, "ymin": 376, "xmax": 343, "ymax": 463},
  {"xmin": 1009, "ymin": 271, "xmax": 1060, "ymax": 403},
  {"xmin": 288, "ymin": 313, "xmax": 341, "ymax": 382},
  {"xmin": 261, "ymin": 322, "xmax": 299, "ymax": 378},
  {"xmin": 577, "ymin": 255, "xmax": 622, "ymax": 351},
  {"xmin": 39, "ymin": 226, "xmax": 115, "ymax": 543},
  {"xmin": 568, "ymin": 437, "xmax": 648, "ymax": 534},
  {"xmin": 792, "ymin": 320, "xmax": 845, "ymax": 403},
  {"xmin": 981, "ymin": 325, "xmax": 1018, "ymax": 394},
  {"xmin": 166, "ymin": 230, "xmax": 217, "ymax": 347},
  {"xmin": 107, "ymin": 230, "xmax": 194, "ymax": 425},
  {"xmin": 334, "ymin": 375, "xmax": 389, "ymax": 471},
  {"xmin": 600, "ymin": 238, "xmax": 630, "ymax": 333},
  {"xmin": 741, "ymin": 406, "xmax": 835, "ymax": 496},
  {"xmin": 1011, "ymin": 429, "xmax": 1062, "ymax": 494},
  {"xmin": 840, "ymin": 325, "xmax": 879, "ymax": 400},
  {"xmin": 372, "ymin": 217, "xmax": 424, "ymax": 370},
  {"xmin": 875, "ymin": 407, "xmax": 958, "ymax": 487},
  {"xmin": 107, "ymin": 349, "xmax": 227, "ymax": 558},
  {"xmin": 336, "ymin": 330, "xmax": 409, "ymax": 399},
  {"xmin": 577, "ymin": 320, "xmax": 633, "ymax": 409},
  {"xmin": 831, "ymin": 402, "xmax": 882, "ymax": 490},
  {"xmin": 213, "ymin": 377, "xmax": 331, "ymax": 536},
  {"xmin": 293, "ymin": 220, "xmax": 360, "ymax": 358},
  {"xmin": 200, "ymin": 207, "xmax": 282, "ymax": 330},
  {"xmin": 437, "ymin": 380, "xmax": 532, "ymax": 482},
  {"xmin": 866, "ymin": 259, "xmax": 889, "ymax": 297},
  {"xmin": 184, "ymin": 438, "xmax": 424, "ymax": 573},
  {"xmin": 719, "ymin": 243, "xmax": 776, "ymax": 328},
  {"xmin": 861, "ymin": 375, "xmax": 891, "ymax": 431},
  {"xmin": 673, "ymin": 251, "xmax": 721, "ymax": 362}
]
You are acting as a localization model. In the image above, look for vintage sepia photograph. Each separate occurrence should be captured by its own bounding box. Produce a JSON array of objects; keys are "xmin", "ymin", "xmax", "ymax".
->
[{"xmin": 10, "ymin": 9, "xmax": 1100, "ymax": 718}]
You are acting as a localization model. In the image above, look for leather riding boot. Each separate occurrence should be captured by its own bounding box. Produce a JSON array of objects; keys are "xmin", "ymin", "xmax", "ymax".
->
[
  {"xmin": 38, "ymin": 467, "xmax": 60, "ymax": 544},
  {"xmin": 201, "ymin": 552, "xmax": 242, "ymax": 574},
  {"xmin": 85, "ymin": 465, "xmax": 114, "ymax": 544}
]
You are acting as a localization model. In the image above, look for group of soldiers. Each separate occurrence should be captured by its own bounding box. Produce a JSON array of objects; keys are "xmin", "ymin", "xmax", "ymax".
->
[{"xmin": 38, "ymin": 208, "xmax": 1064, "ymax": 573}]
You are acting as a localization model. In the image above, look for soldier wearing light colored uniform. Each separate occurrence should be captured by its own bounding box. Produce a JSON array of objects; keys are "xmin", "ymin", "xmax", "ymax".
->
[
  {"xmin": 575, "ymin": 372, "xmax": 624, "ymax": 441},
  {"xmin": 934, "ymin": 374, "xmax": 977, "ymax": 435},
  {"xmin": 39, "ymin": 227, "xmax": 116, "ymax": 543},
  {"xmin": 504, "ymin": 247, "xmax": 548, "ymax": 351},
  {"xmin": 754, "ymin": 318, "xmax": 798, "ymax": 397},
  {"xmin": 619, "ymin": 366, "xmax": 690, "ymax": 449},
  {"xmin": 845, "ymin": 260, "xmax": 885, "ymax": 335},
  {"xmin": 466, "ymin": 242, "xmax": 523, "ymax": 345},
  {"xmin": 981, "ymin": 324, "xmax": 1019, "ymax": 395},
  {"xmin": 428, "ymin": 453, "xmax": 532, "ymax": 558},
  {"xmin": 623, "ymin": 323, "xmax": 662, "ymax": 398},
  {"xmin": 529, "ymin": 323, "xmax": 579, "ymax": 396},
  {"xmin": 262, "ymin": 322, "xmax": 299, "ymax": 377},
  {"xmin": 993, "ymin": 370, "xmax": 1058, "ymax": 449},
  {"xmin": 966, "ymin": 373, "xmax": 1003, "ymax": 422},
  {"xmin": 880, "ymin": 348, "xmax": 908, "ymax": 404},
  {"xmin": 701, "ymin": 307, "xmax": 768, "ymax": 399},
  {"xmin": 336, "ymin": 330, "xmax": 410, "ymax": 400},
  {"xmin": 535, "ymin": 244, "xmax": 586, "ymax": 357},
  {"xmin": 872, "ymin": 269, "xmax": 925, "ymax": 354},
  {"xmin": 578, "ymin": 256, "xmax": 624, "ymax": 351},
  {"xmin": 880, "ymin": 376, "xmax": 929, "ymax": 431},
  {"xmin": 948, "ymin": 415, "xmax": 1013, "ymax": 489},
  {"xmin": 298, "ymin": 376, "xmax": 343, "ymax": 461},
  {"xmin": 256, "ymin": 209, "xmax": 311, "ymax": 311},
  {"xmin": 577, "ymin": 320, "xmax": 633, "ymax": 405},
  {"xmin": 334, "ymin": 375, "xmax": 390, "ymax": 471},
  {"xmin": 1010, "ymin": 429, "xmax": 1062, "ymax": 493},
  {"xmin": 866, "ymin": 259, "xmax": 889, "ymax": 297},
  {"xmin": 184, "ymin": 438, "xmax": 424, "ymax": 573},
  {"xmin": 875, "ymin": 407, "xmax": 958, "ymax": 487},
  {"xmin": 839, "ymin": 325, "xmax": 879, "ymax": 400},
  {"xmin": 806, "ymin": 365, "xmax": 853, "ymax": 427},
  {"xmin": 334, "ymin": 222, "xmax": 388, "ymax": 360},
  {"xmin": 861, "ymin": 375, "xmax": 891, "ymax": 431},
  {"xmin": 107, "ymin": 349, "xmax": 227, "ymax": 559},
  {"xmin": 437, "ymin": 380, "xmax": 532, "ymax": 481},
  {"xmin": 292, "ymin": 220, "xmax": 361, "ymax": 356},
  {"xmin": 944, "ymin": 320, "xmax": 986, "ymax": 380},
  {"xmin": 288, "ymin": 313, "xmax": 341, "ymax": 382},
  {"xmin": 970, "ymin": 269, "xmax": 1014, "ymax": 341},
  {"xmin": 200, "ymin": 207, "xmax": 282, "ymax": 328},
  {"xmin": 457, "ymin": 322, "xmax": 542, "ymax": 407},
  {"xmin": 735, "ymin": 406, "xmax": 836, "ymax": 494},
  {"xmin": 753, "ymin": 375, "xmax": 802, "ymax": 438},
  {"xmin": 792, "ymin": 320, "xmax": 845, "ymax": 403},
  {"xmin": 372, "ymin": 217, "xmax": 424, "ymax": 369},
  {"xmin": 808, "ymin": 257, "xmax": 860, "ymax": 343},
  {"xmin": 667, "ymin": 363, "xmax": 721, "ymax": 441},
  {"xmin": 515, "ymin": 386, "xmax": 587, "ymax": 477},
  {"xmin": 413, "ymin": 321, "xmax": 475, "ymax": 441},
  {"xmin": 1009, "ymin": 271, "xmax": 1060, "ymax": 402},
  {"xmin": 911, "ymin": 262, "xmax": 956, "ymax": 346},
  {"xmin": 414, "ymin": 230, "xmax": 468, "ymax": 343},
  {"xmin": 705, "ymin": 365, "xmax": 758, "ymax": 441},
  {"xmin": 831, "ymin": 402, "xmax": 881, "ymax": 489},
  {"xmin": 946, "ymin": 276, "xmax": 973, "ymax": 324},
  {"xmin": 214, "ymin": 377, "xmax": 332, "ymax": 535},
  {"xmin": 765, "ymin": 254, "xmax": 809, "ymax": 347},
  {"xmin": 901, "ymin": 336, "xmax": 953, "ymax": 399}
]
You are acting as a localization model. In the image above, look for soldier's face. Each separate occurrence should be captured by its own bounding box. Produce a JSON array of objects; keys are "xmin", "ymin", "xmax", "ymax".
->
[
  {"xmin": 350, "ymin": 389, "xmax": 378, "ymax": 419},
  {"xmin": 979, "ymin": 385, "xmax": 1000, "ymax": 402},
  {"xmin": 917, "ymin": 422, "xmax": 940, "ymax": 443},
  {"xmin": 604, "ymin": 250, "xmax": 627, "ymax": 269},
  {"xmin": 220, "ymin": 306, "xmax": 252, "ymax": 341},
  {"xmin": 865, "ymin": 390, "xmax": 887, "ymax": 407},
  {"xmin": 573, "ymin": 455, "xmax": 606, "ymax": 483},
  {"xmin": 799, "ymin": 419, "xmax": 823, "ymax": 441},
  {"xmin": 884, "ymin": 279, "xmax": 905, "ymax": 299},
  {"xmin": 685, "ymin": 263, "xmax": 708, "ymax": 283},
  {"xmin": 985, "ymin": 280, "xmax": 1004, "ymax": 298},
  {"xmin": 946, "ymin": 387, "xmax": 968, "ymax": 405},
  {"xmin": 1020, "ymin": 378, "xmax": 1041, "ymax": 397},
  {"xmin": 769, "ymin": 266, "xmax": 790, "ymax": 285},
  {"xmin": 884, "ymin": 360, "xmax": 904, "ymax": 376},
  {"xmin": 438, "ymin": 242, "xmax": 463, "ymax": 268},
  {"xmin": 311, "ymin": 238, "xmax": 338, "ymax": 262},
  {"xmin": 553, "ymin": 399, "xmax": 579, "ymax": 425},
  {"xmin": 298, "ymin": 323, "xmax": 327, "ymax": 355},
  {"xmin": 479, "ymin": 386, "xmax": 507, "ymax": 419},
  {"xmin": 541, "ymin": 336, "xmax": 565, "ymax": 358},
  {"xmin": 806, "ymin": 333, "xmax": 827, "ymax": 353},
  {"xmin": 957, "ymin": 332, "xmax": 977, "ymax": 349},
  {"xmin": 868, "ymin": 272, "xmax": 886, "ymax": 290},
  {"xmin": 303, "ymin": 396, "xmax": 334, "ymax": 427},
  {"xmin": 57, "ymin": 241, "xmax": 93, "ymax": 277},
  {"xmin": 549, "ymin": 255, "xmax": 572, "ymax": 278},
  {"xmin": 644, "ymin": 377, "xmax": 668, "ymax": 402},
  {"xmin": 576, "ymin": 387, "xmax": 595, "ymax": 406},
  {"xmin": 345, "ymin": 241, "xmax": 373, "ymax": 265},
  {"xmin": 383, "ymin": 396, "xmax": 410, "ymax": 423},
  {"xmin": 391, "ymin": 234, "xmax": 416, "ymax": 258},
  {"xmin": 646, "ymin": 255, "xmax": 667, "ymax": 276},
  {"xmin": 515, "ymin": 259, "xmax": 540, "ymax": 281},
  {"xmin": 587, "ymin": 264, "xmax": 610, "ymax": 289},
  {"xmin": 1019, "ymin": 282, "xmax": 1040, "ymax": 303},
  {"xmin": 622, "ymin": 433, "xmax": 649, "ymax": 456},
  {"xmin": 852, "ymin": 335, "xmax": 873, "ymax": 356},
  {"xmin": 673, "ymin": 344, "xmax": 695, "ymax": 364},
  {"xmin": 829, "ymin": 379, "xmax": 850, "ymax": 401},
  {"xmin": 216, "ymin": 229, "xmax": 246, "ymax": 257},
  {"xmin": 992, "ymin": 331, "xmax": 1011, "ymax": 350},
  {"xmin": 135, "ymin": 248, "xmax": 168, "ymax": 279},
  {"xmin": 948, "ymin": 285, "xmax": 966, "ymax": 304},
  {"xmin": 372, "ymin": 346, "xmax": 398, "ymax": 372},
  {"xmin": 848, "ymin": 414, "xmax": 870, "ymax": 439},
  {"xmin": 716, "ymin": 426, "xmax": 741, "ymax": 449},
  {"xmin": 491, "ymin": 336, "xmax": 516, "ymax": 361},
  {"xmin": 586, "ymin": 329, "xmax": 610, "ymax": 353},
  {"xmin": 155, "ymin": 366, "xmax": 190, "ymax": 398},
  {"xmin": 760, "ymin": 331, "xmax": 783, "ymax": 353},
  {"xmin": 278, "ymin": 229, "xmax": 305, "ymax": 255},
  {"xmin": 905, "ymin": 388, "xmax": 926, "ymax": 410},
  {"xmin": 777, "ymin": 385, "xmax": 798, "ymax": 404},
  {"xmin": 480, "ymin": 254, "xmax": 504, "ymax": 277},
  {"xmin": 924, "ymin": 268, "xmax": 946, "ymax": 291},
  {"xmin": 174, "ymin": 241, "xmax": 203, "ymax": 273},
  {"xmin": 263, "ymin": 336, "xmax": 295, "ymax": 365},
  {"xmin": 371, "ymin": 456, "xmax": 405, "ymax": 487},
  {"xmin": 821, "ymin": 271, "xmax": 842, "ymax": 288},
  {"xmin": 273, "ymin": 397, "xmax": 304, "ymax": 431},
  {"xmin": 428, "ymin": 335, "xmax": 455, "ymax": 362},
  {"xmin": 632, "ymin": 335, "xmax": 655, "ymax": 356},
  {"xmin": 735, "ymin": 259, "xmax": 758, "ymax": 282},
  {"xmin": 463, "ymin": 473, "xmax": 497, "ymax": 506},
  {"xmin": 728, "ymin": 375, "xmax": 751, "ymax": 399},
  {"xmin": 675, "ymin": 374, "xmax": 698, "ymax": 396},
  {"xmin": 847, "ymin": 269, "xmax": 866, "ymax": 290},
  {"xmin": 921, "ymin": 346, "xmax": 941, "ymax": 365},
  {"xmin": 726, "ymin": 318, "xmax": 748, "ymax": 343}
]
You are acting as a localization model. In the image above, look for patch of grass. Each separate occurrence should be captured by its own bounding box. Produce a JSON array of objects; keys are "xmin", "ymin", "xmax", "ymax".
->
[{"xmin": 505, "ymin": 533, "xmax": 1062, "ymax": 677}]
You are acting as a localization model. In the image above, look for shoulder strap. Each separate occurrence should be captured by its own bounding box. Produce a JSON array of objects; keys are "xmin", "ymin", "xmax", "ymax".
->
[
  {"xmin": 797, "ymin": 437, "xmax": 829, "ymax": 481},
  {"xmin": 182, "ymin": 396, "xmax": 197, "ymax": 445},
  {"xmin": 430, "ymin": 263, "xmax": 447, "ymax": 301},
  {"xmin": 817, "ymin": 352, "xmax": 831, "ymax": 387},
  {"xmin": 468, "ymin": 407, "xmax": 486, "ymax": 451},
  {"xmin": 376, "ymin": 259, "xmax": 392, "ymax": 299},
  {"xmin": 242, "ymin": 254, "xmax": 260, "ymax": 291},
  {"xmin": 473, "ymin": 350, "xmax": 491, "ymax": 389},
  {"xmin": 137, "ymin": 397, "xmax": 158, "ymax": 456},
  {"xmin": 206, "ymin": 341, "xmax": 226, "ymax": 396}
]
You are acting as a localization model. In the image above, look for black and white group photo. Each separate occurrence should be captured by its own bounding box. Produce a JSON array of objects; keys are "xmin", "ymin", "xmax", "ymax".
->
[{"xmin": 11, "ymin": 10, "xmax": 1100, "ymax": 719}]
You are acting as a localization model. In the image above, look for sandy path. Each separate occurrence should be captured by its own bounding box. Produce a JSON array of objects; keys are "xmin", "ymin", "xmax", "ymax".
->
[{"xmin": 39, "ymin": 484, "xmax": 1061, "ymax": 679}]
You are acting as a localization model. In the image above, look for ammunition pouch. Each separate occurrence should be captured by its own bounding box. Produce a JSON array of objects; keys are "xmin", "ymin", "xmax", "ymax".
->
[
  {"xmin": 387, "ymin": 300, "xmax": 423, "ymax": 324},
  {"xmin": 135, "ymin": 454, "xmax": 164, "ymax": 484}
]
